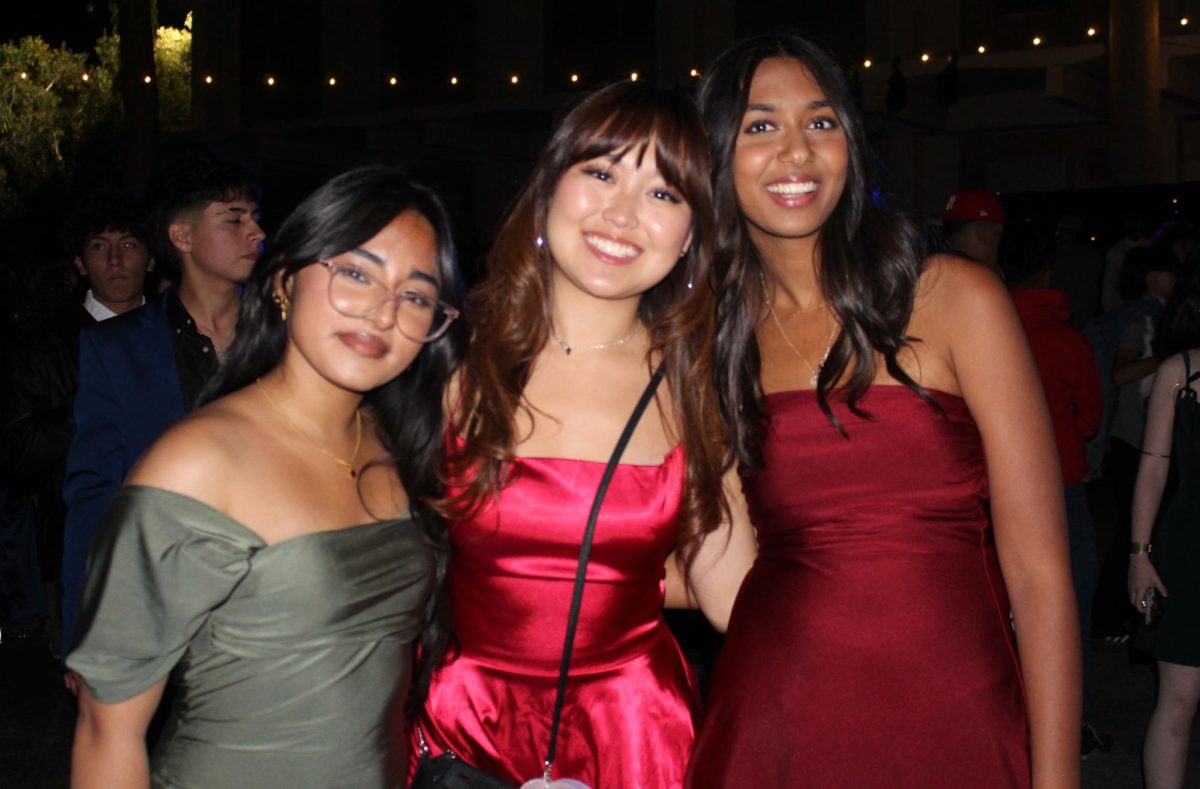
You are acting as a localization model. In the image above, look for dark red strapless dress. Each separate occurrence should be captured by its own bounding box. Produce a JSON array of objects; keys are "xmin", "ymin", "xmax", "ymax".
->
[
  {"xmin": 687, "ymin": 387, "xmax": 1030, "ymax": 789},
  {"xmin": 414, "ymin": 445, "xmax": 696, "ymax": 787}
]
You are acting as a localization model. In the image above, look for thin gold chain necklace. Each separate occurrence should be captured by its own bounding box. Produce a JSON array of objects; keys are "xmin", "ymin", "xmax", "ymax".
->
[
  {"xmin": 256, "ymin": 379, "xmax": 363, "ymax": 479},
  {"xmin": 759, "ymin": 270, "xmax": 839, "ymax": 387}
]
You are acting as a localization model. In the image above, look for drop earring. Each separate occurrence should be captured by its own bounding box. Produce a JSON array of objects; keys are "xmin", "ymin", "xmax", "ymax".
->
[
  {"xmin": 273, "ymin": 293, "xmax": 290, "ymax": 322},
  {"xmin": 535, "ymin": 235, "xmax": 545, "ymax": 248}
]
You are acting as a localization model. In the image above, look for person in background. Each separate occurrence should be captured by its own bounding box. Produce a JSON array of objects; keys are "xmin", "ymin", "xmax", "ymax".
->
[
  {"xmin": 60, "ymin": 153, "xmax": 263, "ymax": 662},
  {"xmin": 1051, "ymin": 215, "xmax": 1103, "ymax": 327},
  {"xmin": 0, "ymin": 186, "xmax": 153, "ymax": 654},
  {"xmin": 940, "ymin": 187, "xmax": 1005, "ymax": 274},
  {"xmin": 1101, "ymin": 212, "xmax": 1148, "ymax": 313},
  {"xmin": 1094, "ymin": 245, "xmax": 1177, "ymax": 643},
  {"xmin": 1127, "ymin": 264, "xmax": 1200, "ymax": 789}
]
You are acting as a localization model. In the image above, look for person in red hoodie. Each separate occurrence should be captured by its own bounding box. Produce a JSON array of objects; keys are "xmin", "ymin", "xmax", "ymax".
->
[{"xmin": 1003, "ymin": 224, "xmax": 1107, "ymax": 757}]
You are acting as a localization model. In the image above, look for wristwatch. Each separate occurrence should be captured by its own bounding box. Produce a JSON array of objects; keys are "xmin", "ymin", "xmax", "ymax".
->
[{"xmin": 1130, "ymin": 542, "xmax": 1153, "ymax": 555}]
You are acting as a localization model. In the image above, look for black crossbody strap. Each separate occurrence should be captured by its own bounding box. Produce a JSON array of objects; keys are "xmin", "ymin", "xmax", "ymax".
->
[{"xmin": 542, "ymin": 364, "xmax": 666, "ymax": 779}]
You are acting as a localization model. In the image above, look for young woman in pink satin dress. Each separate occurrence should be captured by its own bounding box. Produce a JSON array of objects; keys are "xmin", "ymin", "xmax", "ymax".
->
[
  {"xmin": 686, "ymin": 34, "xmax": 1080, "ymax": 789},
  {"xmin": 410, "ymin": 81, "xmax": 755, "ymax": 788}
]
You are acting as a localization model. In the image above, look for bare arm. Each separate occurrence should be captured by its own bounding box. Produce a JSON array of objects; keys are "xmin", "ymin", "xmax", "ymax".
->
[
  {"xmin": 664, "ymin": 468, "xmax": 756, "ymax": 632},
  {"xmin": 72, "ymin": 679, "xmax": 166, "ymax": 789},
  {"xmin": 1127, "ymin": 357, "xmax": 1182, "ymax": 607},
  {"xmin": 940, "ymin": 260, "xmax": 1080, "ymax": 789},
  {"xmin": 1113, "ymin": 347, "xmax": 1159, "ymax": 387}
]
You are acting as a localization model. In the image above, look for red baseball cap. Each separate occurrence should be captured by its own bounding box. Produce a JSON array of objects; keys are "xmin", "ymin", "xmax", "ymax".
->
[{"xmin": 943, "ymin": 189, "xmax": 1005, "ymax": 224}]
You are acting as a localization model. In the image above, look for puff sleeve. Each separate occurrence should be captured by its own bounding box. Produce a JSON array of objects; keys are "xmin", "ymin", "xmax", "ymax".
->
[{"xmin": 66, "ymin": 486, "xmax": 262, "ymax": 703}]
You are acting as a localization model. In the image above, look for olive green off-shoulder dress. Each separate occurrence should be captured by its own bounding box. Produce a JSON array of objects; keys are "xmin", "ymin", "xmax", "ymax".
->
[{"xmin": 67, "ymin": 486, "xmax": 434, "ymax": 789}]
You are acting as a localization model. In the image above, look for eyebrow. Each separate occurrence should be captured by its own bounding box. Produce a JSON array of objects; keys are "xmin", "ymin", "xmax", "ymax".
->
[
  {"xmin": 349, "ymin": 248, "xmax": 385, "ymax": 267},
  {"xmin": 89, "ymin": 232, "xmax": 139, "ymax": 240},
  {"xmin": 349, "ymin": 248, "xmax": 440, "ymax": 286},
  {"xmin": 746, "ymin": 99, "xmax": 832, "ymax": 112}
]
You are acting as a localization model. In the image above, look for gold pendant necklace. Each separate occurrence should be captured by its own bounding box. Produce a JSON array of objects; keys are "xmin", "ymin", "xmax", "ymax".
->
[
  {"xmin": 760, "ymin": 270, "xmax": 839, "ymax": 387},
  {"xmin": 256, "ymin": 379, "xmax": 362, "ymax": 479}
]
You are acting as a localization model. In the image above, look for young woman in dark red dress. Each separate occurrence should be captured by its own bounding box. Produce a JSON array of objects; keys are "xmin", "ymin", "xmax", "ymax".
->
[{"xmin": 687, "ymin": 33, "xmax": 1080, "ymax": 789}]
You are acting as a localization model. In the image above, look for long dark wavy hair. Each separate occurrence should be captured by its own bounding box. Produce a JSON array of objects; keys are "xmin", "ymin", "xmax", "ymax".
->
[
  {"xmin": 700, "ymin": 33, "xmax": 933, "ymax": 468},
  {"xmin": 448, "ymin": 80, "xmax": 729, "ymax": 571},
  {"xmin": 201, "ymin": 164, "xmax": 466, "ymax": 708}
]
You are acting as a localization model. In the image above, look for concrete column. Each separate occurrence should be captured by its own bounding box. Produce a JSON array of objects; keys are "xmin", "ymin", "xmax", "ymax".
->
[
  {"xmin": 476, "ymin": 0, "xmax": 544, "ymax": 101},
  {"xmin": 190, "ymin": 0, "xmax": 241, "ymax": 135},
  {"xmin": 1109, "ymin": 0, "xmax": 1161, "ymax": 184}
]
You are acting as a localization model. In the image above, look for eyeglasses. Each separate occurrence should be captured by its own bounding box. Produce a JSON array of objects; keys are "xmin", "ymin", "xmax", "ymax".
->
[{"xmin": 318, "ymin": 260, "xmax": 459, "ymax": 343}]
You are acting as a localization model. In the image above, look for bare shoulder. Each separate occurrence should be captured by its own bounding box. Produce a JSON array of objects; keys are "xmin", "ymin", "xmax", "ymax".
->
[
  {"xmin": 1156, "ymin": 353, "xmax": 1188, "ymax": 385},
  {"xmin": 915, "ymin": 253, "xmax": 1009, "ymax": 318},
  {"xmin": 126, "ymin": 393, "xmax": 260, "ymax": 506}
]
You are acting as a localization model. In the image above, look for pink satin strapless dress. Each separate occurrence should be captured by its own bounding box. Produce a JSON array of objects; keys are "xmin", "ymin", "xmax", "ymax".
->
[
  {"xmin": 687, "ymin": 387, "xmax": 1030, "ymax": 788},
  {"xmin": 414, "ymin": 445, "xmax": 696, "ymax": 787}
]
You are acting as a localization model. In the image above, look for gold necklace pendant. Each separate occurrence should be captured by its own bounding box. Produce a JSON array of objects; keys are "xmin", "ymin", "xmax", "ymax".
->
[
  {"xmin": 759, "ymin": 270, "xmax": 839, "ymax": 387},
  {"xmin": 256, "ymin": 379, "xmax": 362, "ymax": 479}
]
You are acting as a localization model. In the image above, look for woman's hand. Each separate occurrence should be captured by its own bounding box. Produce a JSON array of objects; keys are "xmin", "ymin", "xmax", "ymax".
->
[{"xmin": 1128, "ymin": 553, "xmax": 1167, "ymax": 611}]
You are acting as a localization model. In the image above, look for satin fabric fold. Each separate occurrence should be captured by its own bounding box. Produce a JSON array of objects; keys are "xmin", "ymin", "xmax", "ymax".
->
[
  {"xmin": 688, "ymin": 388, "xmax": 1030, "ymax": 789},
  {"xmin": 416, "ymin": 446, "xmax": 697, "ymax": 787},
  {"xmin": 68, "ymin": 486, "xmax": 434, "ymax": 788}
]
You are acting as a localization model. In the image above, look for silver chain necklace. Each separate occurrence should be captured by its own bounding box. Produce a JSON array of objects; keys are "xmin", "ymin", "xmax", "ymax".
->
[{"xmin": 550, "ymin": 321, "xmax": 641, "ymax": 356}]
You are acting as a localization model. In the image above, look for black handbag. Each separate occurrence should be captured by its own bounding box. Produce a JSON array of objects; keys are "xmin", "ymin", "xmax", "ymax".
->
[{"xmin": 412, "ymin": 366, "xmax": 666, "ymax": 789}]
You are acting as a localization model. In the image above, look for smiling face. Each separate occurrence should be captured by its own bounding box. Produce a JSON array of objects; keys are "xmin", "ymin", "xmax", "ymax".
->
[
  {"xmin": 281, "ymin": 211, "xmax": 440, "ymax": 394},
  {"xmin": 74, "ymin": 229, "xmax": 152, "ymax": 313},
  {"xmin": 733, "ymin": 57, "xmax": 849, "ymax": 248},
  {"xmin": 544, "ymin": 143, "xmax": 694, "ymax": 307}
]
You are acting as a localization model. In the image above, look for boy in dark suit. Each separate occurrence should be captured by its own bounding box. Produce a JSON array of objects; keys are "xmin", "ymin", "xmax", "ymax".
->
[{"xmin": 61, "ymin": 154, "xmax": 264, "ymax": 664}]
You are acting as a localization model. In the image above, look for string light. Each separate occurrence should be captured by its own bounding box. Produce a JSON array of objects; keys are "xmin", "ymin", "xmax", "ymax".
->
[
  {"xmin": 266, "ymin": 75, "xmax": 276, "ymax": 86},
  {"xmin": 388, "ymin": 76, "xmax": 398, "ymax": 86},
  {"xmin": 689, "ymin": 67, "xmax": 700, "ymax": 77},
  {"xmin": 920, "ymin": 53, "xmax": 930, "ymax": 62},
  {"xmin": 1182, "ymin": 17, "xmax": 1190, "ymax": 26},
  {"xmin": 977, "ymin": 44, "xmax": 986, "ymax": 54},
  {"xmin": 143, "ymin": 74, "xmax": 152, "ymax": 83},
  {"xmin": 204, "ymin": 75, "xmax": 213, "ymax": 85},
  {"xmin": 630, "ymin": 71, "xmax": 639, "ymax": 81},
  {"xmin": 570, "ymin": 73, "xmax": 579, "ymax": 83},
  {"xmin": 327, "ymin": 76, "xmax": 336, "ymax": 86},
  {"xmin": 1087, "ymin": 27, "xmax": 1097, "ymax": 37},
  {"xmin": 1173, "ymin": 197, "xmax": 1180, "ymax": 204},
  {"xmin": 18, "ymin": 71, "xmax": 27, "ymax": 79},
  {"xmin": 1032, "ymin": 36, "xmax": 1043, "ymax": 46},
  {"xmin": 510, "ymin": 74, "xmax": 519, "ymax": 85},
  {"xmin": 863, "ymin": 59, "xmax": 872, "ymax": 68},
  {"xmin": 449, "ymin": 75, "xmax": 458, "ymax": 85},
  {"xmin": 81, "ymin": 73, "xmax": 90, "ymax": 82}
]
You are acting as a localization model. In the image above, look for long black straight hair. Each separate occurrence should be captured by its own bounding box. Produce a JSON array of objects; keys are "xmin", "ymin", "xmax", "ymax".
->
[
  {"xmin": 700, "ymin": 33, "xmax": 934, "ymax": 469},
  {"xmin": 202, "ymin": 163, "xmax": 466, "ymax": 705}
]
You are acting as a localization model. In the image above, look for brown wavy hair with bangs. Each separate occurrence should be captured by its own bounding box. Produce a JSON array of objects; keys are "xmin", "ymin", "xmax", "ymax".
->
[{"xmin": 447, "ymin": 80, "xmax": 729, "ymax": 573}]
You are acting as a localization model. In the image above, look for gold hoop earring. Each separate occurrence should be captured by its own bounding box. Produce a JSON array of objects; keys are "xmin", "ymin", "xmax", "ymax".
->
[{"xmin": 273, "ymin": 293, "xmax": 290, "ymax": 322}]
